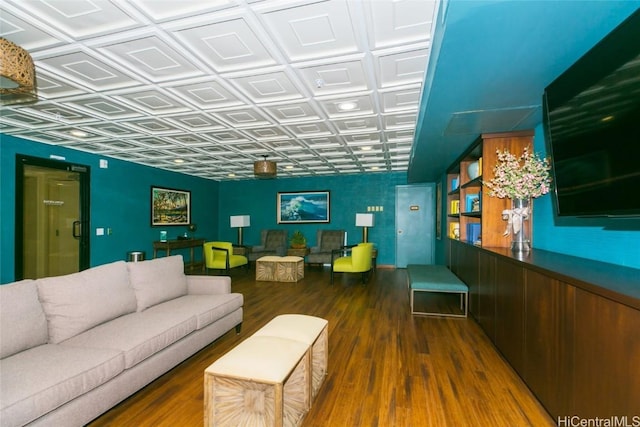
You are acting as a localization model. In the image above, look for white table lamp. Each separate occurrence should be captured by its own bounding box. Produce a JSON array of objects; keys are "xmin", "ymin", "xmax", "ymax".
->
[
  {"xmin": 230, "ymin": 215, "xmax": 250, "ymax": 246},
  {"xmin": 355, "ymin": 213, "xmax": 375, "ymax": 243}
]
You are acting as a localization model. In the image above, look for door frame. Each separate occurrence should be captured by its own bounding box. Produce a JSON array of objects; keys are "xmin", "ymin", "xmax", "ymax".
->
[{"xmin": 15, "ymin": 155, "xmax": 91, "ymax": 280}]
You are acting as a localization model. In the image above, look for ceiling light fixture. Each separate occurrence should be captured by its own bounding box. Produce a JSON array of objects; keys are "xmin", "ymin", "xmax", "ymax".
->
[
  {"xmin": 254, "ymin": 155, "xmax": 277, "ymax": 179},
  {"xmin": 69, "ymin": 130, "xmax": 88, "ymax": 138},
  {"xmin": 0, "ymin": 37, "xmax": 37, "ymax": 105},
  {"xmin": 337, "ymin": 101, "xmax": 357, "ymax": 111}
]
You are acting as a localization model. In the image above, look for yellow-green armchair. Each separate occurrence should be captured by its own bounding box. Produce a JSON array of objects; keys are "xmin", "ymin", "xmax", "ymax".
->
[
  {"xmin": 203, "ymin": 241, "xmax": 248, "ymax": 274},
  {"xmin": 330, "ymin": 242, "xmax": 373, "ymax": 285}
]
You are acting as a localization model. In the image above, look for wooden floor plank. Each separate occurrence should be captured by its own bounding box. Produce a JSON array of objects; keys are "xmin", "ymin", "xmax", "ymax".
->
[{"xmin": 87, "ymin": 266, "xmax": 555, "ymax": 427}]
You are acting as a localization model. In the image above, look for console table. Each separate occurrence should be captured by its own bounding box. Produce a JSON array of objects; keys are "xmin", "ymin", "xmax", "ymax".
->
[{"xmin": 153, "ymin": 238, "xmax": 205, "ymax": 272}]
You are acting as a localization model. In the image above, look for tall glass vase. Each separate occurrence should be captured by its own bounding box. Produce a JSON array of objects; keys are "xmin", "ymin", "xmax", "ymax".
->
[{"xmin": 510, "ymin": 198, "xmax": 530, "ymax": 253}]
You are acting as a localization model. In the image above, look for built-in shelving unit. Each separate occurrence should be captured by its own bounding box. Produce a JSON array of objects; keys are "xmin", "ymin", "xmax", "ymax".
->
[{"xmin": 446, "ymin": 130, "xmax": 534, "ymax": 248}]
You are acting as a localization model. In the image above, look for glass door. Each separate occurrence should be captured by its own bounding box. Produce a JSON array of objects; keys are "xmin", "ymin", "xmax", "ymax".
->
[{"xmin": 16, "ymin": 155, "xmax": 90, "ymax": 279}]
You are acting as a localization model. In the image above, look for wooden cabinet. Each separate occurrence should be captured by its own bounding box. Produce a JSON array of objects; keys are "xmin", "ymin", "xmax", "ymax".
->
[
  {"xmin": 494, "ymin": 259, "xmax": 525, "ymax": 376},
  {"xmin": 477, "ymin": 250, "xmax": 497, "ymax": 341},
  {"xmin": 449, "ymin": 245, "xmax": 640, "ymax": 419},
  {"xmin": 572, "ymin": 288, "xmax": 640, "ymax": 418},
  {"xmin": 446, "ymin": 130, "xmax": 533, "ymax": 248},
  {"xmin": 523, "ymin": 270, "xmax": 574, "ymax": 417}
]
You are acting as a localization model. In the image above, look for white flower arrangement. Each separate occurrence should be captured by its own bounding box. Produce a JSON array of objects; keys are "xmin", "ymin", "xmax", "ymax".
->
[{"xmin": 484, "ymin": 147, "xmax": 552, "ymax": 200}]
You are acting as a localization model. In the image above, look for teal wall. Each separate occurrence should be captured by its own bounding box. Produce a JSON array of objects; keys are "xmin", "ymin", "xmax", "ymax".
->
[
  {"xmin": 216, "ymin": 172, "xmax": 407, "ymax": 267},
  {"xmin": 1, "ymin": 135, "xmax": 407, "ymax": 283},
  {"xmin": 1, "ymin": 135, "xmax": 220, "ymax": 283}
]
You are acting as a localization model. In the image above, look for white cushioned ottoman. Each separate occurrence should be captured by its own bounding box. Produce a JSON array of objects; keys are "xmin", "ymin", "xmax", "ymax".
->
[
  {"xmin": 204, "ymin": 335, "xmax": 310, "ymax": 427},
  {"xmin": 253, "ymin": 314, "xmax": 328, "ymax": 399}
]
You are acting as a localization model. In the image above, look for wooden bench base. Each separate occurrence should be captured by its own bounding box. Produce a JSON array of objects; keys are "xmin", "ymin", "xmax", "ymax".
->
[
  {"xmin": 204, "ymin": 336, "xmax": 310, "ymax": 427},
  {"xmin": 407, "ymin": 264, "xmax": 468, "ymax": 318},
  {"xmin": 204, "ymin": 314, "xmax": 328, "ymax": 426}
]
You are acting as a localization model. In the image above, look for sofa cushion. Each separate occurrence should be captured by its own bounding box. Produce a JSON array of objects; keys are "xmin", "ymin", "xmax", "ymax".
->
[
  {"xmin": 36, "ymin": 261, "xmax": 137, "ymax": 344},
  {"xmin": 127, "ymin": 255, "xmax": 188, "ymax": 311},
  {"xmin": 0, "ymin": 280, "xmax": 48, "ymax": 359},
  {"xmin": 0, "ymin": 344, "xmax": 124, "ymax": 427},
  {"xmin": 62, "ymin": 309, "xmax": 196, "ymax": 369},
  {"xmin": 147, "ymin": 293, "xmax": 244, "ymax": 330}
]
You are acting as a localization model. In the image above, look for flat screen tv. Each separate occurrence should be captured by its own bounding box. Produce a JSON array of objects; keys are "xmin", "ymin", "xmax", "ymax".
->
[{"xmin": 543, "ymin": 9, "xmax": 640, "ymax": 217}]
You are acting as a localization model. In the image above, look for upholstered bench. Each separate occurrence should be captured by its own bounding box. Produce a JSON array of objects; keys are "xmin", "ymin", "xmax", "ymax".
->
[
  {"xmin": 256, "ymin": 256, "xmax": 304, "ymax": 282},
  {"xmin": 253, "ymin": 314, "xmax": 328, "ymax": 400},
  {"xmin": 204, "ymin": 335, "xmax": 311, "ymax": 427},
  {"xmin": 407, "ymin": 264, "xmax": 468, "ymax": 317}
]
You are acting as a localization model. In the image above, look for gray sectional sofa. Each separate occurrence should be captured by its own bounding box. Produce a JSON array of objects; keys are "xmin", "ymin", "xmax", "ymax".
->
[{"xmin": 0, "ymin": 255, "xmax": 243, "ymax": 427}]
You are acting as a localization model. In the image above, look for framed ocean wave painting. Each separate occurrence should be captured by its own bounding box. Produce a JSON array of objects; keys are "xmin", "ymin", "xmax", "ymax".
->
[{"xmin": 277, "ymin": 191, "xmax": 330, "ymax": 224}]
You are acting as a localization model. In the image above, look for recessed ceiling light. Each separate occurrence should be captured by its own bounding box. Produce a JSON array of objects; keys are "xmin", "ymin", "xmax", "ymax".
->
[
  {"xmin": 285, "ymin": 165, "xmax": 294, "ymax": 169},
  {"xmin": 338, "ymin": 101, "xmax": 357, "ymax": 111},
  {"xmin": 228, "ymin": 173, "xmax": 236, "ymax": 177},
  {"xmin": 601, "ymin": 115, "xmax": 614, "ymax": 122},
  {"xmin": 360, "ymin": 146, "xmax": 372, "ymax": 151},
  {"xmin": 371, "ymin": 166, "xmax": 380, "ymax": 170},
  {"xmin": 174, "ymin": 159, "xmax": 184, "ymax": 164},
  {"xmin": 69, "ymin": 129, "xmax": 88, "ymax": 137}
]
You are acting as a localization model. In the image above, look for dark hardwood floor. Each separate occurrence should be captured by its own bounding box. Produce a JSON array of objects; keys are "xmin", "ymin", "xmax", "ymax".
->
[{"xmin": 88, "ymin": 266, "xmax": 555, "ymax": 426}]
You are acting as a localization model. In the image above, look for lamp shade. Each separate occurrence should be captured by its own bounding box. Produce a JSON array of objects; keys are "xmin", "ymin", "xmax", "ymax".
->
[
  {"xmin": 254, "ymin": 155, "xmax": 277, "ymax": 179},
  {"xmin": 355, "ymin": 213, "xmax": 375, "ymax": 227},
  {"xmin": 0, "ymin": 38, "xmax": 37, "ymax": 105},
  {"xmin": 230, "ymin": 215, "xmax": 250, "ymax": 228}
]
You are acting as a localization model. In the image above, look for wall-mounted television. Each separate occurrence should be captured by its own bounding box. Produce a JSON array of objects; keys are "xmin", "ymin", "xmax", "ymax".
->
[{"xmin": 543, "ymin": 9, "xmax": 640, "ymax": 217}]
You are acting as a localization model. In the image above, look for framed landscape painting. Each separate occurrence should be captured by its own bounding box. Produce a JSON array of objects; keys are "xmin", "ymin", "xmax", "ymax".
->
[
  {"xmin": 277, "ymin": 191, "xmax": 330, "ymax": 224},
  {"xmin": 151, "ymin": 186, "xmax": 191, "ymax": 226}
]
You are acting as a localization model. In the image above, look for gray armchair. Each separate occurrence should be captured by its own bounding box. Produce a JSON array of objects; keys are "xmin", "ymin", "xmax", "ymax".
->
[
  {"xmin": 307, "ymin": 229, "xmax": 345, "ymax": 266},
  {"xmin": 247, "ymin": 229, "xmax": 288, "ymax": 262}
]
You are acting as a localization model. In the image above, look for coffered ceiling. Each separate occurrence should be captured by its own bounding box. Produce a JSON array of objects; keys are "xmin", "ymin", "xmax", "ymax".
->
[{"xmin": 0, "ymin": 0, "xmax": 437, "ymax": 180}]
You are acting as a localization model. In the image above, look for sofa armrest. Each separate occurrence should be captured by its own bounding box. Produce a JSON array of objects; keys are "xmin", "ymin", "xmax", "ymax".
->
[{"xmin": 186, "ymin": 275, "xmax": 231, "ymax": 295}]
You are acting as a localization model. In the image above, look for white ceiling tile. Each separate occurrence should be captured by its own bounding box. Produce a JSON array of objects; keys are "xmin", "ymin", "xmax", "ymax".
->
[
  {"xmin": 131, "ymin": 0, "xmax": 236, "ymax": 23},
  {"xmin": 167, "ymin": 79, "xmax": 245, "ymax": 110},
  {"xmin": 0, "ymin": 0, "xmax": 436, "ymax": 180},
  {"xmin": 12, "ymin": 0, "xmax": 141, "ymax": 39},
  {"xmin": 376, "ymin": 47, "xmax": 430, "ymax": 88},
  {"xmin": 261, "ymin": 101, "xmax": 323, "ymax": 123},
  {"xmin": 257, "ymin": 0, "xmax": 359, "ymax": 62},
  {"xmin": 380, "ymin": 85, "xmax": 422, "ymax": 113},
  {"xmin": 37, "ymin": 50, "xmax": 140, "ymax": 91},
  {"xmin": 174, "ymin": 17, "xmax": 278, "ymax": 73},
  {"xmin": 363, "ymin": 0, "xmax": 435, "ymax": 50},
  {"xmin": 228, "ymin": 69, "xmax": 304, "ymax": 103},
  {"xmin": 295, "ymin": 56, "xmax": 369, "ymax": 96},
  {"xmin": 99, "ymin": 34, "xmax": 203, "ymax": 82},
  {"xmin": 212, "ymin": 107, "xmax": 273, "ymax": 128}
]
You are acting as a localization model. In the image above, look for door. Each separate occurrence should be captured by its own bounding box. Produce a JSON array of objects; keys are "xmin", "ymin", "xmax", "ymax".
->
[
  {"xmin": 16, "ymin": 155, "xmax": 90, "ymax": 279},
  {"xmin": 396, "ymin": 184, "xmax": 435, "ymax": 267}
]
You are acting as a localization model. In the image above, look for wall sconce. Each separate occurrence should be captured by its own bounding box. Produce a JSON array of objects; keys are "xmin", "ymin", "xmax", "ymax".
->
[
  {"xmin": 230, "ymin": 215, "xmax": 250, "ymax": 246},
  {"xmin": 355, "ymin": 213, "xmax": 375, "ymax": 243}
]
